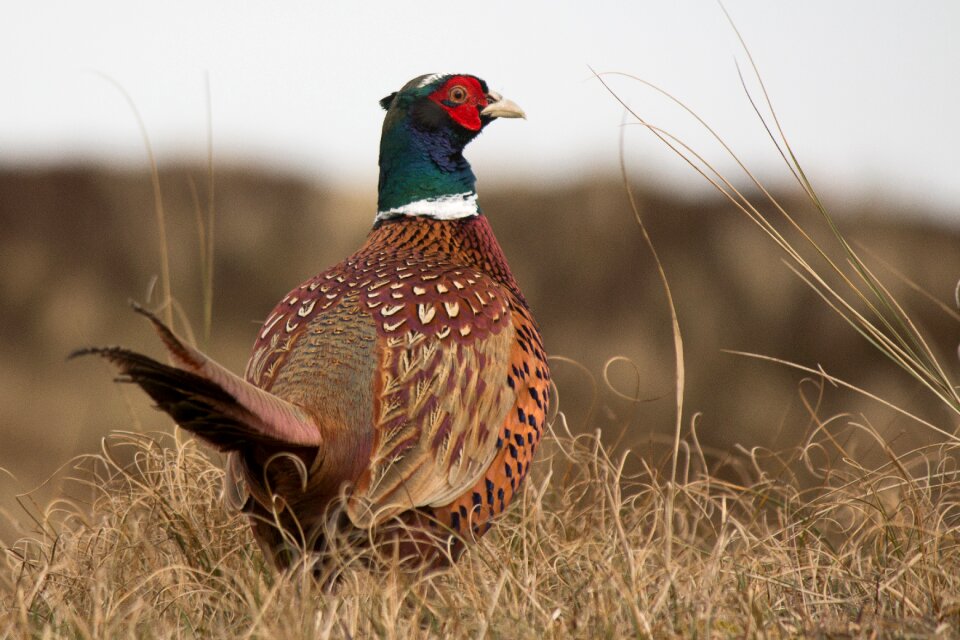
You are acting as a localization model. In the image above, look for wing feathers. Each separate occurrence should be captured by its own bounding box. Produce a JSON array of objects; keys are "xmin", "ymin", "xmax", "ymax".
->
[{"xmin": 349, "ymin": 317, "xmax": 514, "ymax": 526}]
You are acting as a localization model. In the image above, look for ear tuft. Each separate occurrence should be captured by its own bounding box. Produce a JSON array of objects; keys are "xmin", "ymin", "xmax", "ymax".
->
[{"xmin": 379, "ymin": 92, "xmax": 398, "ymax": 111}]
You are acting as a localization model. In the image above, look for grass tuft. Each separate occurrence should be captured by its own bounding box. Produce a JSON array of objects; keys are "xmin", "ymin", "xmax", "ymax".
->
[{"xmin": 2, "ymin": 408, "xmax": 959, "ymax": 637}]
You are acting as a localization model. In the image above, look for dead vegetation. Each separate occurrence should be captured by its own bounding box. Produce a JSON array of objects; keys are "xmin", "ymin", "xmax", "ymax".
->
[{"xmin": 2, "ymin": 392, "xmax": 959, "ymax": 638}]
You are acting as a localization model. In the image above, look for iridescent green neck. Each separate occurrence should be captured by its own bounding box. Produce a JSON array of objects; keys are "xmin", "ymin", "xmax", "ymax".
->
[{"xmin": 376, "ymin": 116, "xmax": 479, "ymax": 222}]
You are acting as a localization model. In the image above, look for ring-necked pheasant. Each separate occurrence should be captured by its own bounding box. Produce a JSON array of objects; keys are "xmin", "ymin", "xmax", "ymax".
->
[{"xmin": 76, "ymin": 73, "xmax": 550, "ymax": 570}]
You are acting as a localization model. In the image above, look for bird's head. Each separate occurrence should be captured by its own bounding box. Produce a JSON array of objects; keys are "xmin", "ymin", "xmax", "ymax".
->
[
  {"xmin": 379, "ymin": 73, "xmax": 525, "ymax": 137},
  {"xmin": 376, "ymin": 73, "xmax": 524, "ymax": 223}
]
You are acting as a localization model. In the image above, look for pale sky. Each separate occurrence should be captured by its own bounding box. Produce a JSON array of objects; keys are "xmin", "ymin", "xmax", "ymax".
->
[{"xmin": 2, "ymin": 1, "xmax": 957, "ymax": 217}]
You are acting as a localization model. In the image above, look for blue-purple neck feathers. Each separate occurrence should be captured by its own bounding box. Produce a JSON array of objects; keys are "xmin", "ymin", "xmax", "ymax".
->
[{"xmin": 376, "ymin": 96, "xmax": 481, "ymax": 222}]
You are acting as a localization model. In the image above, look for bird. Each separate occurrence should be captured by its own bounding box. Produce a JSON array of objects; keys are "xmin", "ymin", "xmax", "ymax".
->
[{"xmin": 75, "ymin": 73, "xmax": 550, "ymax": 571}]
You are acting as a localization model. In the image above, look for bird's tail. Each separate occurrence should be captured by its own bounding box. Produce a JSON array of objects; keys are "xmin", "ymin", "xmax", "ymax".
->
[{"xmin": 72, "ymin": 304, "xmax": 323, "ymax": 452}]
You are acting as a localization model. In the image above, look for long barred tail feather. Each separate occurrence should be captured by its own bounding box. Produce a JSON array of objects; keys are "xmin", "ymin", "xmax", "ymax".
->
[
  {"xmin": 72, "ymin": 346, "xmax": 286, "ymax": 451},
  {"xmin": 71, "ymin": 306, "xmax": 323, "ymax": 451}
]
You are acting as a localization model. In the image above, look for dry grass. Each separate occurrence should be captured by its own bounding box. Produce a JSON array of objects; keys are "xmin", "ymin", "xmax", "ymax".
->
[{"xmin": 2, "ymin": 399, "xmax": 959, "ymax": 638}]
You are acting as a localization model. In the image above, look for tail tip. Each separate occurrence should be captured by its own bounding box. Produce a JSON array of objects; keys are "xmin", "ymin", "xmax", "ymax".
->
[{"xmin": 68, "ymin": 346, "xmax": 102, "ymax": 361}]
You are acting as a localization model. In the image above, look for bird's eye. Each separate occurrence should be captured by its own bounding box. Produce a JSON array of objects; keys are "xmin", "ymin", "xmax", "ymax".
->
[{"xmin": 448, "ymin": 85, "xmax": 469, "ymax": 104}]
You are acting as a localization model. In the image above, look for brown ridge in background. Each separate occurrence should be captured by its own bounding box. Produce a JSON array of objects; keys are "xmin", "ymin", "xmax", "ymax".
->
[{"xmin": 1, "ymin": 165, "xmax": 957, "ymax": 537}]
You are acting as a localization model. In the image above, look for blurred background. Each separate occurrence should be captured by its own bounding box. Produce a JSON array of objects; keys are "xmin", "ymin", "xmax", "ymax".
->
[{"xmin": 1, "ymin": 2, "xmax": 958, "ymax": 533}]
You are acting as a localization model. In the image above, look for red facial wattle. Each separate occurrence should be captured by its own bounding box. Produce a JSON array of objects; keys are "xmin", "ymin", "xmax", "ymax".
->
[{"xmin": 428, "ymin": 75, "xmax": 488, "ymax": 132}]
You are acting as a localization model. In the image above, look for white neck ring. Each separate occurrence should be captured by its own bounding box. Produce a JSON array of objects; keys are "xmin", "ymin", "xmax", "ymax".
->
[{"xmin": 375, "ymin": 192, "xmax": 479, "ymax": 223}]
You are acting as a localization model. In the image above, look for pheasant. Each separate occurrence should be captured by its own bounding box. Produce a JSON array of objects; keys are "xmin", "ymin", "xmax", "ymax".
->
[{"xmin": 76, "ymin": 73, "xmax": 550, "ymax": 570}]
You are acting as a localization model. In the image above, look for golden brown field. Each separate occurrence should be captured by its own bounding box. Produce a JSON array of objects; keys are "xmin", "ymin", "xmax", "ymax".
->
[{"xmin": 1, "ymin": 160, "xmax": 958, "ymax": 636}]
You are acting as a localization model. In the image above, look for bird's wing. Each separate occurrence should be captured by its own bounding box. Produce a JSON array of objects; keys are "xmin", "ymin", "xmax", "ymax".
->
[
  {"xmin": 345, "ymin": 268, "xmax": 517, "ymax": 527},
  {"xmin": 433, "ymin": 302, "xmax": 551, "ymax": 536}
]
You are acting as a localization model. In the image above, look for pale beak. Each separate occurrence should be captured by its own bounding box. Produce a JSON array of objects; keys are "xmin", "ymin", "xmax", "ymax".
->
[{"xmin": 481, "ymin": 91, "xmax": 526, "ymax": 119}]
